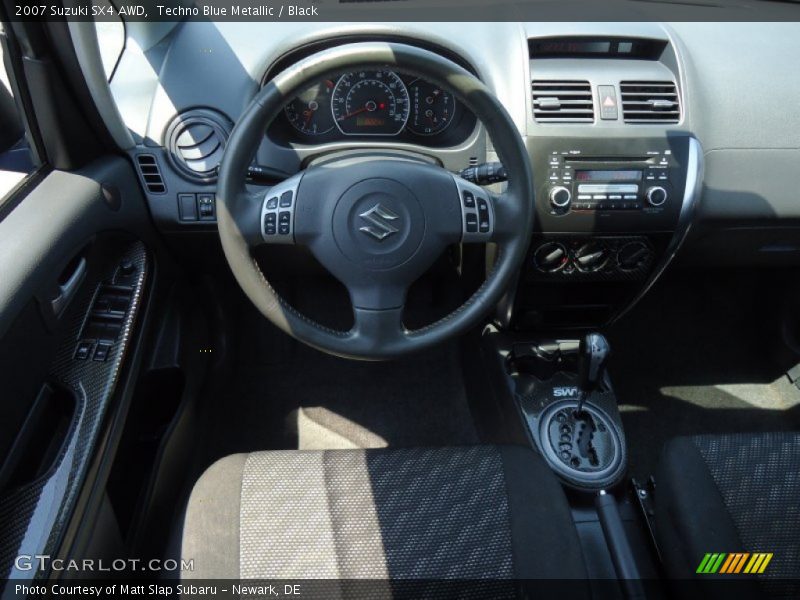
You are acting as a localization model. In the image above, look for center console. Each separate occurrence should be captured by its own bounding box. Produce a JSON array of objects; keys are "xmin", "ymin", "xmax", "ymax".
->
[
  {"xmin": 506, "ymin": 332, "xmax": 627, "ymax": 491},
  {"xmin": 509, "ymin": 134, "xmax": 701, "ymax": 329}
]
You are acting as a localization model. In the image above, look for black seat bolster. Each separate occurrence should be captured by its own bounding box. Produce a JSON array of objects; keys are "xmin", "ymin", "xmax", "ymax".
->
[
  {"xmin": 499, "ymin": 445, "xmax": 589, "ymax": 581},
  {"xmin": 655, "ymin": 437, "xmax": 764, "ymax": 598}
]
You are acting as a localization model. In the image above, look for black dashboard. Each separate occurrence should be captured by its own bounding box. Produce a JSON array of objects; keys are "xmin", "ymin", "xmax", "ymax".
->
[{"xmin": 267, "ymin": 69, "xmax": 477, "ymax": 148}]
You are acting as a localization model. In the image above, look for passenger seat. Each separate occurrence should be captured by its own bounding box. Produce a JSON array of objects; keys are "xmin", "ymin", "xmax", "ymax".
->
[{"xmin": 656, "ymin": 432, "xmax": 800, "ymax": 599}]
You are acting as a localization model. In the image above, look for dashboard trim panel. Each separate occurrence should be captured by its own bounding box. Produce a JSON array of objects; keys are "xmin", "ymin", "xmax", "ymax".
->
[{"xmin": 608, "ymin": 135, "xmax": 704, "ymax": 324}]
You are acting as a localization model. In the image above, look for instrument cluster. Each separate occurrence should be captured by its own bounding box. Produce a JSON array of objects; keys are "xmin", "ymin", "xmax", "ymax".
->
[{"xmin": 268, "ymin": 69, "xmax": 477, "ymax": 147}]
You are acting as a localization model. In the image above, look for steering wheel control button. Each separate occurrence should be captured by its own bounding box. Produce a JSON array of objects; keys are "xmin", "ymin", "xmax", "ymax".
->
[
  {"xmin": 279, "ymin": 191, "xmax": 293, "ymax": 208},
  {"xmin": 278, "ymin": 212, "xmax": 291, "ymax": 235},
  {"xmin": 264, "ymin": 213, "xmax": 277, "ymax": 235},
  {"xmin": 261, "ymin": 175, "xmax": 301, "ymax": 244},
  {"xmin": 454, "ymin": 176, "xmax": 494, "ymax": 243},
  {"xmin": 462, "ymin": 190, "xmax": 476, "ymax": 208}
]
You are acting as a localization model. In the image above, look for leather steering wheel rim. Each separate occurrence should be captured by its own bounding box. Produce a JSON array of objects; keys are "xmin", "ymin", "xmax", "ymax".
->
[{"xmin": 216, "ymin": 42, "xmax": 534, "ymax": 360}]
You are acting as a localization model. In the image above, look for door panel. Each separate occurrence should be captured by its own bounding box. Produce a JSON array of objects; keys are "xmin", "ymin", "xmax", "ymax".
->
[{"xmin": 0, "ymin": 156, "xmax": 155, "ymax": 580}]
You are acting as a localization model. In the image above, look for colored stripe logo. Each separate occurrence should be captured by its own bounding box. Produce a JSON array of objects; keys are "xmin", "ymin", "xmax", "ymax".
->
[{"xmin": 696, "ymin": 553, "xmax": 773, "ymax": 574}]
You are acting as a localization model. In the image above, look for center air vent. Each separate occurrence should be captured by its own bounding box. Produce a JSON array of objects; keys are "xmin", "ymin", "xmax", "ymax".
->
[
  {"xmin": 532, "ymin": 80, "xmax": 594, "ymax": 123},
  {"xmin": 165, "ymin": 109, "xmax": 232, "ymax": 183},
  {"xmin": 620, "ymin": 81, "xmax": 680, "ymax": 123}
]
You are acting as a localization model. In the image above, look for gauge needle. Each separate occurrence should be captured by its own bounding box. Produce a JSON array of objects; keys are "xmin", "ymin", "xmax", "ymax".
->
[{"xmin": 336, "ymin": 106, "xmax": 368, "ymax": 121}]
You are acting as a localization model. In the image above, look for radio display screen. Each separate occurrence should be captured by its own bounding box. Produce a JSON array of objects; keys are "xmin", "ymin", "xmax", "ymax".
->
[{"xmin": 575, "ymin": 170, "xmax": 642, "ymax": 182}]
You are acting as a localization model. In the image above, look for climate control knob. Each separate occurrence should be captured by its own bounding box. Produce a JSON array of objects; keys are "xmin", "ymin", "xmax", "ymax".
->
[
  {"xmin": 549, "ymin": 186, "xmax": 572, "ymax": 209},
  {"xmin": 533, "ymin": 242, "xmax": 569, "ymax": 273},
  {"xmin": 646, "ymin": 186, "xmax": 668, "ymax": 207}
]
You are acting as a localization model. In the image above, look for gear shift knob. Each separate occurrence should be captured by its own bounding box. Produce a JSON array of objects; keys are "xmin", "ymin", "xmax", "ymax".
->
[{"xmin": 576, "ymin": 332, "xmax": 610, "ymax": 413}]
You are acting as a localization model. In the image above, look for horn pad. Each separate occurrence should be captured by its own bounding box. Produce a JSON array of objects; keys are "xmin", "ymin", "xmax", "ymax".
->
[{"xmin": 332, "ymin": 178, "xmax": 425, "ymax": 270}]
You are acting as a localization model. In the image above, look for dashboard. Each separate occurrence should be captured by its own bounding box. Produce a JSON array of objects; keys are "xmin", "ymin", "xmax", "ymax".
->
[
  {"xmin": 105, "ymin": 21, "xmax": 800, "ymax": 309},
  {"xmin": 268, "ymin": 70, "xmax": 477, "ymax": 147}
]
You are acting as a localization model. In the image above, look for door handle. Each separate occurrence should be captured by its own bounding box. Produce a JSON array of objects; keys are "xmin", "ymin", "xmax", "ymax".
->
[{"xmin": 51, "ymin": 256, "xmax": 86, "ymax": 318}]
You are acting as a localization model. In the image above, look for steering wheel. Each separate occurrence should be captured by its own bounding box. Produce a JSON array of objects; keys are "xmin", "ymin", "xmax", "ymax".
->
[{"xmin": 216, "ymin": 42, "xmax": 534, "ymax": 360}]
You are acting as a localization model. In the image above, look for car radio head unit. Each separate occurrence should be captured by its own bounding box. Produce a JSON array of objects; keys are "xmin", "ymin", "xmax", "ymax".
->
[
  {"xmin": 548, "ymin": 153, "xmax": 673, "ymax": 212},
  {"xmin": 532, "ymin": 136, "xmax": 691, "ymax": 234}
]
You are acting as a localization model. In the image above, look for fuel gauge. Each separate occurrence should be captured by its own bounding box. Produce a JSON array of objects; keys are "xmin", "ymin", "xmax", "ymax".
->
[{"xmin": 407, "ymin": 79, "xmax": 456, "ymax": 136}]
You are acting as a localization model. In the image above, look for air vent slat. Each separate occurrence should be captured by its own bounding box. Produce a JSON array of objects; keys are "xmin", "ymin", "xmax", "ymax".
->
[
  {"xmin": 620, "ymin": 81, "xmax": 680, "ymax": 124},
  {"xmin": 136, "ymin": 154, "xmax": 165, "ymax": 194},
  {"xmin": 176, "ymin": 125, "xmax": 215, "ymax": 149},
  {"xmin": 621, "ymin": 92, "xmax": 677, "ymax": 97},
  {"xmin": 534, "ymin": 99, "xmax": 593, "ymax": 106},
  {"xmin": 532, "ymin": 80, "xmax": 594, "ymax": 123},
  {"xmin": 535, "ymin": 109, "xmax": 594, "ymax": 115},
  {"xmin": 183, "ymin": 146, "xmax": 226, "ymax": 175},
  {"xmin": 178, "ymin": 136, "xmax": 221, "ymax": 161}
]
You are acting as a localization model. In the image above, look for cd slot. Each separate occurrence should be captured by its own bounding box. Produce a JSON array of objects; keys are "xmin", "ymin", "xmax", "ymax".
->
[{"xmin": 564, "ymin": 156, "xmax": 655, "ymax": 165}]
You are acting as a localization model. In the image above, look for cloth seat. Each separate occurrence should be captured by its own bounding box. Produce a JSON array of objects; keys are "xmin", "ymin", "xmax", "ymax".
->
[
  {"xmin": 656, "ymin": 432, "xmax": 800, "ymax": 599},
  {"xmin": 181, "ymin": 445, "xmax": 588, "ymax": 592}
]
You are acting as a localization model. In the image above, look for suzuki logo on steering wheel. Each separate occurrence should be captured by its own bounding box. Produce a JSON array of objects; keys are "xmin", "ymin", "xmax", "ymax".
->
[{"xmin": 358, "ymin": 204, "xmax": 400, "ymax": 241}]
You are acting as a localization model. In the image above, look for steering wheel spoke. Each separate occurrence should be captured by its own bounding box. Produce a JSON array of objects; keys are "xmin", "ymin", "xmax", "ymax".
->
[
  {"xmin": 258, "ymin": 173, "xmax": 303, "ymax": 245},
  {"xmin": 351, "ymin": 305, "xmax": 408, "ymax": 350},
  {"xmin": 489, "ymin": 190, "xmax": 524, "ymax": 243}
]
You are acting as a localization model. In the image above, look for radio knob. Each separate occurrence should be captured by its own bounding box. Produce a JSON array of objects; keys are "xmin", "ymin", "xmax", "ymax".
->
[
  {"xmin": 646, "ymin": 186, "xmax": 668, "ymax": 207},
  {"xmin": 549, "ymin": 186, "xmax": 572, "ymax": 209}
]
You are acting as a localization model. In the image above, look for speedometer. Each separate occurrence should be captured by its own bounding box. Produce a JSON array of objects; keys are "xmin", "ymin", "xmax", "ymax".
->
[{"xmin": 331, "ymin": 70, "xmax": 410, "ymax": 136}]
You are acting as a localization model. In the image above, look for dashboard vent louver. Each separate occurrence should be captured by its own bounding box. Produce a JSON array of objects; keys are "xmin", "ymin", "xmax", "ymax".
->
[
  {"xmin": 165, "ymin": 109, "xmax": 232, "ymax": 183},
  {"xmin": 532, "ymin": 80, "xmax": 594, "ymax": 123},
  {"xmin": 620, "ymin": 81, "xmax": 680, "ymax": 123},
  {"xmin": 136, "ymin": 154, "xmax": 165, "ymax": 194}
]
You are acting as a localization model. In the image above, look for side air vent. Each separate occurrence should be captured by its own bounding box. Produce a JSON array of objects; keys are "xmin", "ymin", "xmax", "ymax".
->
[
  {"xmin": 620, "ymin": 81, "xmax": 680, "ymax": 123},
  {"xmin": 532, "ymin": 80, "xmax": 594, "ymax": 123},
  {"xmin": 136, "ymin": 154, "xmax": 165, "ymax": 194},
  {"xmin": 165, "ymin": 109, "xmax": 232, "ymax": 183}
]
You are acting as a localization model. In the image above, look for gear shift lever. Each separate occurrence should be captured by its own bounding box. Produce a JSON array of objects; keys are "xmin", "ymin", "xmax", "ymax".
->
[{"xmin": 576, "ymin": 332, "xmax": 610, "ymax": 415}]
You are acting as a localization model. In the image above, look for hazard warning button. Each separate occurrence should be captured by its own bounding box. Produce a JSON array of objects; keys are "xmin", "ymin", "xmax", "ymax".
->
[{"xmin": 598, "ymin": 85, "xmax": 618, "ymax": 120}]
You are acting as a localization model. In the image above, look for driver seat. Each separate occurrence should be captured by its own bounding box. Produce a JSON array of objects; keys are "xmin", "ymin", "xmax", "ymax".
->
[{"xmin": 181, "ymin": 445, "xmax": 588, "ymax": 589}]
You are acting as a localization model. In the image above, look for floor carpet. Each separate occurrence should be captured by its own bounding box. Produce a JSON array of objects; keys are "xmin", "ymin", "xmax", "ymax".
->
[{"xmin": 609, "ymin": 270, "xmax": 800, "ymax": 480}]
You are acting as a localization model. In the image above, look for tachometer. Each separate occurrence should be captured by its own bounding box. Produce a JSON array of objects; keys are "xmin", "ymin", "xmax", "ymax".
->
[
  {"xmin": 284, "ymin": 80, "xmax": 336, "ymax": 135},
  {"xmin": 331, "ymin": 70, "xmax": 410, "ymax": 136},
  {"xmin": 407, "ymin": 79, "xmax": 456, "ymax": 136}
]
